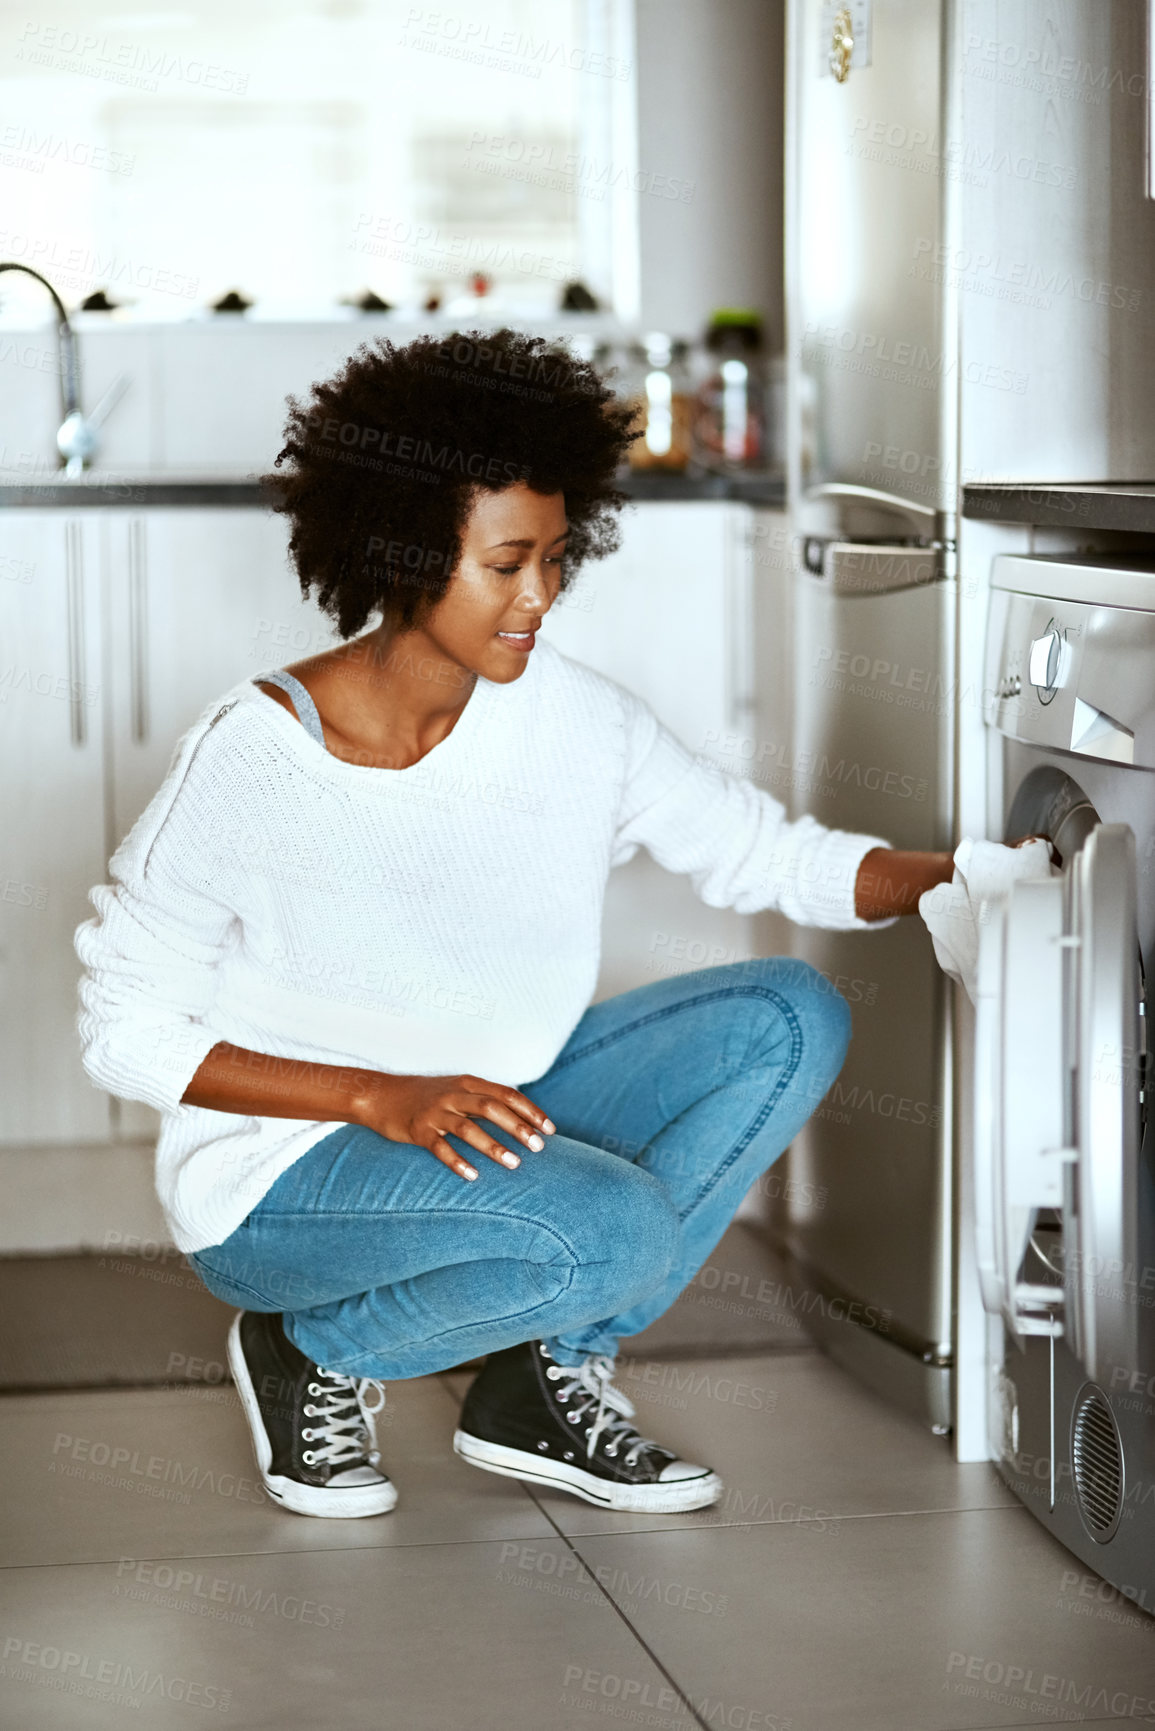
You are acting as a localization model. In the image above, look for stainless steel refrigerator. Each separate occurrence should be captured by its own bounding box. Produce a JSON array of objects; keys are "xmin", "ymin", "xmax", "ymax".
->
[{"xmin": 768, "ymin": 0, "xmax": 960, "ymax": 1429}]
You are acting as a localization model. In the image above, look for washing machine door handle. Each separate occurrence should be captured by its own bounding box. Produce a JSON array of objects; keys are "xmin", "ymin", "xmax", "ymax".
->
[
  {"xmin": 974, "ymin": 874, "xmax": 1073, "ymax": 1348},
  {"xmin": 1063, "ymin": 823, "xmax": 1144, "ymax": 1384}
]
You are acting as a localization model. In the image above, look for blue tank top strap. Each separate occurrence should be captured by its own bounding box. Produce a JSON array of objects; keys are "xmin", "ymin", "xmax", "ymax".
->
[{"xmin": 255, "ymin": 669, "xmax": 327, "ymax": 749}]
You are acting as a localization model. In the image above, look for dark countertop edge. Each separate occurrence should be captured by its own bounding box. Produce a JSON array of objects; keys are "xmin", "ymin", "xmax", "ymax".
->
[
  {"xmin": 0, "ymin": 473, "xmax": 786, "ymax": 509},
  {"xmin": 0, "ymin": 482, "xmax": 266, "ymax": 508},
  {"xmin": 620, "ymin": 472, "xmax": 785, "ymax": 505},
  {"xmin": 0, "ymin": 484, "xmax": 270, "ymax": 508},
  {"xmin": 963, "ymin": 483, "xmax": 1155, "ymax": 534}
]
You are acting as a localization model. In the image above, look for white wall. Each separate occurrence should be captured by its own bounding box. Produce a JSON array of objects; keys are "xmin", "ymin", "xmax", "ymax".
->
[{"xmin": 635, "ymin": 0, "xmax": 785, "ymax": 341}]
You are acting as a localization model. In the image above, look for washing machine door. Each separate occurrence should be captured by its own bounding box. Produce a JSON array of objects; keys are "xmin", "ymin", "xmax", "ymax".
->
[
  {"xmin": 974, "ymin": 822, "xmax": 1144, "ymax": 1379},
  {"xmin": 974, "ymin": 874, "xmax": 1069, "ymax": 1350},
  {"xmin": 1063, "ymin": 823, "xmax": 1144, "ymax": 1383}
]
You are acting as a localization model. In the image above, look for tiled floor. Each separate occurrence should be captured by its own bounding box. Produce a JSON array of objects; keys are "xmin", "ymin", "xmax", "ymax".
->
[{"xmin": 3, "ymin": 1341, "xmax": 1154, "ymax": 1730}]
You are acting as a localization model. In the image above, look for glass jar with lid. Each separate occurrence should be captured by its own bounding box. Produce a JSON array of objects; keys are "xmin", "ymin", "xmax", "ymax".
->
[{"xmin": 624, "ymin": 332, "xmax": 694, "ymax": 472}]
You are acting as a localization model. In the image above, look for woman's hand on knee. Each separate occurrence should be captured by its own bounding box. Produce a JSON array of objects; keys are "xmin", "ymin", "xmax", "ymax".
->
[{"xmin": 353, "ymin": 1072, "xmax": 555, "ymax": 1181}]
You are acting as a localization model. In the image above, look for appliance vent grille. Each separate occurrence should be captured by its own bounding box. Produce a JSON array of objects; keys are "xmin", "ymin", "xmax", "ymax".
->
[{"xmin": 1071, "ymin": 1387, "xmax": 1123, "ymax": 1541}]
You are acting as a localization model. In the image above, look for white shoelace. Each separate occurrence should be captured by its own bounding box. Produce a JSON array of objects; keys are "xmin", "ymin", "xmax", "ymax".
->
[
  {"xmin": 546, "ymin": 1356, "xmax": 660, "ymax": 1465},
  {"xmin": 579, "ymin": 1353, "xmax": 636, "ymax": 1419},
  {"xmin": 300, "ymin": 1368, "xmax": 386, "ymax": 1470}
]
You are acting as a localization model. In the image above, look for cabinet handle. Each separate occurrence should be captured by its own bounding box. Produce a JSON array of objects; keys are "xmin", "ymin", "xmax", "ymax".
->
[
  {"xmin": 64, "ymin": 519, "xmax": 86, "ymax": 747},
  {"xmin": 726, "ymin": 515, "xmax": 756, "ymax": 734},
  {"xmin": 128, "ymin": 517, "xmax": 149, "ymax": 744}
]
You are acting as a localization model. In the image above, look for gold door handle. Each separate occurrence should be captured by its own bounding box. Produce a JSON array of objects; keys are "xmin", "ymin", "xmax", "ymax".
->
[{"xmin": 830, "ymin": 6, "xmax": 854, "ymax": 82}]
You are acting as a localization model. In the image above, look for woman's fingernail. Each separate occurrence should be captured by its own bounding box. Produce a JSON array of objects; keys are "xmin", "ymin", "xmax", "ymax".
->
[
  {"xmin": 501, "ymin": 1151, "xmax": 520, "ymax": 1168},
  {"xmin": 462, "ymin": 1166, "xmax": 478, "ymax": 1180},
  {"xmin": 542, "ymin": 1119, "xmax": 556, "ymax": 1135},
  {"xmin": 527, "ymin": 1133, "xmax": 544, "ymax": 1151}
]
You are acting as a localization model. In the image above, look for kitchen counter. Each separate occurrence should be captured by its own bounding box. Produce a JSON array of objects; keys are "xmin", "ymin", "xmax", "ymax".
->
[
  {"xmin": 963, "ymin": 483, "xmax": 1155, "ymax": 535},
  {"xmin": 0, "ymin": 471, "xmax": 786, "ymax": 509}
]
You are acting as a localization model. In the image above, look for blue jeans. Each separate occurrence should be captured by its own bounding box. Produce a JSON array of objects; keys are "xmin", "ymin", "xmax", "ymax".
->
[{"xmin": 187, "ymin": 959, "xmax": 851, "ymax": 1379}]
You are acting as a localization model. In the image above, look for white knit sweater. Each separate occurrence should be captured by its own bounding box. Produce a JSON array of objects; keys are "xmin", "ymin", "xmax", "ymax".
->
[{"xmin": 74, "ymin": 638, "xmax": 893, "ymax": 1253}]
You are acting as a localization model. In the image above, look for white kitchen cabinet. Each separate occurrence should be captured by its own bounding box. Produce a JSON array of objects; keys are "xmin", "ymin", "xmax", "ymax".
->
[
  {"xmin": 1, "ymin": 506, "xmax": 336, "ymax": 1150},
  {"xmin": 543, "ymin": 501, "xmax": 757, "ymax": 753},
  {"xmin": 0, "ymin": 513, "xmax": 112, "ymax": 1144}
]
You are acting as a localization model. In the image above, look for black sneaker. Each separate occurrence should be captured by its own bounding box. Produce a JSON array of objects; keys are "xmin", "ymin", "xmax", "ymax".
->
[
  {"xmin": 227, "ymin": 1310, "xmax": 396, "ymax": 1518},
  {"xmin": 453, "ymin": 1341, "xmax": 722, "ymax": 1512}
]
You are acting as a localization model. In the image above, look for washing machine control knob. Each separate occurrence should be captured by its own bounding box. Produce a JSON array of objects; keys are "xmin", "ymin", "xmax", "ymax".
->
[{"xmin": 1027, "ymin": 629, "xmax": 1070, "ymax": 692}]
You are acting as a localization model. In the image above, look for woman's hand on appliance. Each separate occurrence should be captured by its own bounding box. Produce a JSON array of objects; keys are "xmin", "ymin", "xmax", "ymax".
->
[{"xmin": 354, "ymin": 1071, "xmax": 556, "ymax": 1181}]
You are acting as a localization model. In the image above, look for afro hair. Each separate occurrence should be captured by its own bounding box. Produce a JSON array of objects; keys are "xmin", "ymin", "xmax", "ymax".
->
[{"xmin": 262, "ymin": 327, "xmax": 639, "ymax": 639}]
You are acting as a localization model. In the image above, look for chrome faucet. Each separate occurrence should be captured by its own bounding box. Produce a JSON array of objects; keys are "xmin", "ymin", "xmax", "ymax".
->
[{"xmin": 0, "ymin": 262, "xmax": 107, "ymax": 475}]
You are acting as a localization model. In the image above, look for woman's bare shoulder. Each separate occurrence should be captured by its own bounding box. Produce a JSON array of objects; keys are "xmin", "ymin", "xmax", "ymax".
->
[{"xmin": 252, "ymin": 679, "xmax": 303, "ymax": 723}]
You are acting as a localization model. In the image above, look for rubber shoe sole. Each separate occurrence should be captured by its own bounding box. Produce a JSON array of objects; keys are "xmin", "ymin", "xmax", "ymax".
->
[
  {"xmin": 452, "ymin": 1429, "xmax": 722, "ymax": 1512},
  {"xmin": 227, "ymin": 1313, "xmax": 397, "ymax": 1519}
]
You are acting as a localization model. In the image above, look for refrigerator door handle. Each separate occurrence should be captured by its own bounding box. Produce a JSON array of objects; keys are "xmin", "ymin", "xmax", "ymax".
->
[
  {"xmin": 810, "ymin": 540, "xmax": 946, "ymax": 596},
  {"xmin": 800, "ymin": 483, "xmax": 942, "ymax": 541}
]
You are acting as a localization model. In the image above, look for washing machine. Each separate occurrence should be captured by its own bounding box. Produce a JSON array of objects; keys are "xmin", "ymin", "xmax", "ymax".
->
[{"xmin": 978, "ymin": 553, "xmax": 1155, "ymax": 1611}]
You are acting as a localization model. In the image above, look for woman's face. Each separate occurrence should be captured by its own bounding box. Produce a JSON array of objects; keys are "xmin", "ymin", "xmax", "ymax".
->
[{"xmin": 418, "ymin": 483, "xmax": 568, "ymax": 685}]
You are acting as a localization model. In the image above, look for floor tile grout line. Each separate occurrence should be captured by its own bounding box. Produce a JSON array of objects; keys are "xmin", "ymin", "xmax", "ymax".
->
[
  {"xmin": 0, "ymin": 1367, "xmax": 479, "ymax": 1403},
  {"xmin": 947, "ymin": 1723, "xmax": 1138, "ymax": 1731},
  {"xmin": 0, "ymin": 1528, "xmax": 614, "ymax": 1574},
  {"xmin": 528, "ymin": 1498, "xmax": 1033, "ymax": 1543},
  {"xmin": 0, "ymin": 1344, "xmax": 822, "ymax": 1400},
  {"xmin": 523, "ymin": 1485, "xmax": 714, "ymax": 1731},
  {"xmin": 0, "ymin": 1497, "xmax": 1033, "ymax": 1575},
  {"xmin": 938, "ymin": 1723, "xmax": 1140, "ymax": 1731},
  {"xmin": 808, "ymin": 1500, "xmax": 1027, "ymax": 1523},
  {"xmin": 616, "ymin": 1343, "xmax": 821, "ymax": 1365}
]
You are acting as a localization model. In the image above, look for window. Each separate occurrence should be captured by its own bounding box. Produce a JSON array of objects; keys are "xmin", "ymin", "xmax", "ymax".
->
[{"xmin": 1, "ymin": 0, "xmax": 637, "ymax": 318}]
